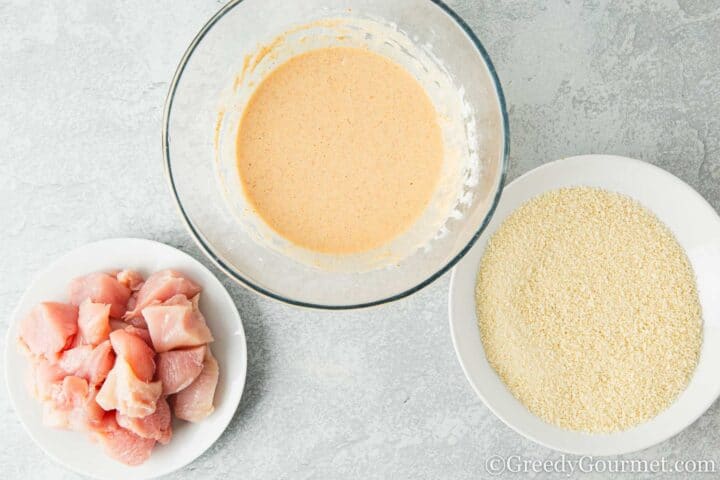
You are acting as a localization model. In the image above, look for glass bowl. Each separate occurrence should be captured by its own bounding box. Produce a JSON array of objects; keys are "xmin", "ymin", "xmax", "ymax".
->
[{"xmin": 163, "ymin": 0, "xmax": 509, "ymax": 309}]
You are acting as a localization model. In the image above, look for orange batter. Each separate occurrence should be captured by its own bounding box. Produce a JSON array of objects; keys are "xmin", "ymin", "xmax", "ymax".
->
[{"xmin": 236, "ymin": 47, "xmax": 443, "ymax": 254}]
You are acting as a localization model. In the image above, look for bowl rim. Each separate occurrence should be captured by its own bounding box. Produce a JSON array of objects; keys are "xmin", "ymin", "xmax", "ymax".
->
[{"xmin": 162, "ymin": 0, "xmax": 510, "ymax": 310}]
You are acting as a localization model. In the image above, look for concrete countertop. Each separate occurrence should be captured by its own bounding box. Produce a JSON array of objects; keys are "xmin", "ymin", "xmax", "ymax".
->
[{"xmin": 1, "ymin": 1, "xmax": 719, "ymax": 478}]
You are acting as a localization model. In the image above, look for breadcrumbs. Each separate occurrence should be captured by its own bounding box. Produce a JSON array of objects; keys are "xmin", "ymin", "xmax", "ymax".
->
[{"xmin": 475, "ymin": 187, "xmax": 702, "ymax": 433}]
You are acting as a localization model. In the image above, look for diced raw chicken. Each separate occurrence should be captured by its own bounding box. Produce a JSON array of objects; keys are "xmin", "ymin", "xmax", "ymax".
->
[
  {"xmin": 30, "ymin": 358, "xmax": 66, "ymax": 400},
  {"xmin": 110, "ymin": 320, "xmax": 153, "ymax": 346},
  {"xmin": 92, "ymin": 415, "xmax": 156, "ymax": 466},
  {"xmin": 109, "ymin": 319, "xmax": 127, "ymax": 331},
  {"xmin": 58, "ymin": 344, "xmax": 92, "ymax": 375},
  {"xmin": 125, "ymin": 269, "xmax": 201, "ymax": 319},
  {"xmin": 156, "ymin": 345, "xmax": 206, "ymax": 395},
  {"xmin": 19, "ymin": 302, "xmax": 78, "ymax": 360},
  {"xmin": 124, "ymin": 290, "xmax": 149, "ymax": 328},
  {"xmin": 85, "ymin": 341, "xmax": 116, "ymax": 384},
  {"xmin": 58, "ymin": 341, "xmax": 115, "ymax": 385},
  {"xmin": 142, "ymin": 295, "xmax": 213, "ymax": 353},
  {"xmin": 116, "ymin": 269, "xmax": 144, "ymax": 291},
  {"xmin": 42, "ymin": 376, "xmax": 105, "ymax": 431},
  {"xmin": 68, "ymin": 272, "xmax": 131, "ymax": 318},
  {"xmin": 67, "ymin": 333, "xmax": 83, "ymax": 349},
  {"xmin": 124, "ymin": 326, "xmax": 153, "ymax": 347},
  {"xmin": 173, "ymin": 349, "xmax": 219, "ymax": 422},
  {"xmin": 109, "ymin": 329, "xmax": 155, "ymax": 382},
  {"xmin": 97, "ymin": 331, "xmax": 158, "ymax": 416},
  {"xmin": 117, "ymin": 396, "xmax": 172, "ymax": 445},
  {"xmin": 77, "ymin": 299, "xmax": 110, "ymax": 345},
  {"xmin": 18, "ymin": 267, "xmax": 219, "ymax": 466},
  {"xmin": 96, "ymin": 357, "xmax": 162, "ymax": 418},
  {"xmin": 124, "ymin": 301, "xmax": 147, "ymax": 328},
  {"xmin": 55, "ymin": 375, "xmax": 88, "ymax": 404},
  {"xmin": 125, "ymin": 317, "xmax": 147, "ymax": 329},
  {"xmin": 126, "ymin": 292, "xmax": 137, "ymax": 312}
]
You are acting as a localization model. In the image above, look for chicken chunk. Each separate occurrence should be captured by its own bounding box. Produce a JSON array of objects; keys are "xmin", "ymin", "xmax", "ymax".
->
[
  {"xmin": 42, "ymin": 376, "xmax": 105, "ymax": 431},
  {"xmin": 142, "ymin": 295, "xmax": 213, "ymax": 353},
  {"xmin": 117, "ymin": 396, "xmax": 172, "ymax": 445},
  {"xmin": 77, "ymin": 299, "xmax": 111, "ymax": 345},
  {"xmin": 30, "ymin": 358, "xmax": 66, "ymax": 400},
  {"xmin": 125, "ymin": 269, "xmax": 200, "ymax": 319},
  {"xmin": 109, "ymin": 329, "xmax": 155, "ymax": 383},
  {"xmin": 58, "ymin": 340, "xmax": 115, "ymax": 386},
  {"xmin": 91, "ymin": 415, "xmax": 156, "ymax": 466},
  {"xmin": 156, "ymin": 345, "xmax": 206, "ymax": 395},
  {"xmin": 19, "ymin": 302, "xmax": 78, "ymax": 360},
  {"xmin": 96, "ymin": 357, "xmax": 162, "ymax": 419},
  {"xmin": 68, "ymin": 272, "xmax": 131, "ymax": 318},
  {"xmin": 115, "ymin": 269, "xmax": 144, "ymax": 291},
  {"xmin": 172, "ymin": 349, "xmax": 218, "ymax": 422}
]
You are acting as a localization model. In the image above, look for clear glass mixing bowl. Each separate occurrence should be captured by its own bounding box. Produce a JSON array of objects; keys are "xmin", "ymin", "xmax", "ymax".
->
[{"xmin": 163, "ymin": 0, "xmax": 509, "ymax": 309}]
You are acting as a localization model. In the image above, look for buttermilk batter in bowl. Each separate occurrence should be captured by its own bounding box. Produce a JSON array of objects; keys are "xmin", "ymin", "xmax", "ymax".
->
[
  {"xmin": 213, "ymin": 16, "xmax": 489, "ymax": 273},
  {"xmin": 236, "ymin": 46, "xmax": 444, "ymax": 254}
]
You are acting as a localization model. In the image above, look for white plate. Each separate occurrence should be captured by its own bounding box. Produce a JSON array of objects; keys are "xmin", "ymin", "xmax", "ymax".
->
[
  {"xmin": 4, "ymin": 238, "xmax": 247, "ymax": 479},
  {"xmin": 449, "ymin": 155, "xmax": 720, "ymax": 456}
]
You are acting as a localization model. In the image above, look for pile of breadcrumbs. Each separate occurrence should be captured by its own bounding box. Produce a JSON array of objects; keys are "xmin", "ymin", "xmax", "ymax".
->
[{"xmin": 475, "ymin": 187, "xmax": 702, "ymax": 433}]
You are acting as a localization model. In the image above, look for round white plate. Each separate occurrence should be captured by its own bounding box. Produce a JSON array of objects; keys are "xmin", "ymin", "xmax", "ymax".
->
[
  {"xmin": 4, "ymin": 238, "xmax": 247, "ymax": 479},
  {"xmin": 449, "ymin": 155, "xmax": 720, "ymax": 456}
]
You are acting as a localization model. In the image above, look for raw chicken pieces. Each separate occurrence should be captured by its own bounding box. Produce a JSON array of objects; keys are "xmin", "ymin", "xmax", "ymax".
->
[
  {"xmin": 109, "ymin": 329, "xmax": 156, "ymax": 383},
  {"xmin": 97, "ymin": 329, "xmax": 161, "ymax": 418},
  {"xmin": 96, "ymin": 357, "xmax": 162, "ymax": 418},
  {"xmin": 58, "ymin": 340, "xmax": 115, "ymax": 385},
  {"xmin": 19, "ymin": 302, "xmax": 78, "ymax": 360},
  {"xmin": 124, "ymin": 325, "xmax": 153, "ymax": 346},
  {"xmin": 93, "ymin": 415, "xmax": 156, "ymax": 466},
  {"xmin": 84, "ymin": 341, "xmax": 116, "ymax": 385},
  {"xmin": 156, "ymin": 345, "xmax": 206, "ymax": 395},
  {"xmin": 125, "ymin": 269, "xmax": 201, "ymax": 319},
  {"xmin": 142, "ymin": 295, "xmax": 213, "ymax": 352},
  {"xmin": 18, "ymin": 268, "xmax": 219, "ymax": 466},
  {"xmin": 68, "ymin": 272, "xmax": 131, "ymax": 318},
  {"xmin": 173, "ymin": 349, "xmax": 219, "ymax": 423},
  {"xmin": 31, "ymin": 358, "xmax": 66, "ymax": 400},
  {"xmin": 116, "ymin": 269, "xmax": 144, "ymax": 292},
  {"xmin": 117, "ymin": 396, "xmax": 172, "ymax": 445},
  {"xmin": 77, "ymin": 299, "xmax": 111, "ymax": 345},
  {"xmin": 109, "ymin": 320, "xmax": 153, "ymax": 347},
  {"xmin": 42, "ymin": 376, "xmax": 105, "ymax": 431}
]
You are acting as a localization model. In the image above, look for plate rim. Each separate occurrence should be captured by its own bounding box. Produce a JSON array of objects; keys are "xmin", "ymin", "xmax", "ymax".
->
[
  {"xmin": 448, "ymin": 154, "xmax": 720, "ymax": 456},
  {"xmin": 4, "ymin": 237, "xmax": 248, "ymax": 479}
]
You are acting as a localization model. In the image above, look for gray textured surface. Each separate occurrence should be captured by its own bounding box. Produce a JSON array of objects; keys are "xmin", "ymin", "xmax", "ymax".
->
[{"xmin": 1, "ymin": 0, "xmax": 719, "ymax": 478}]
